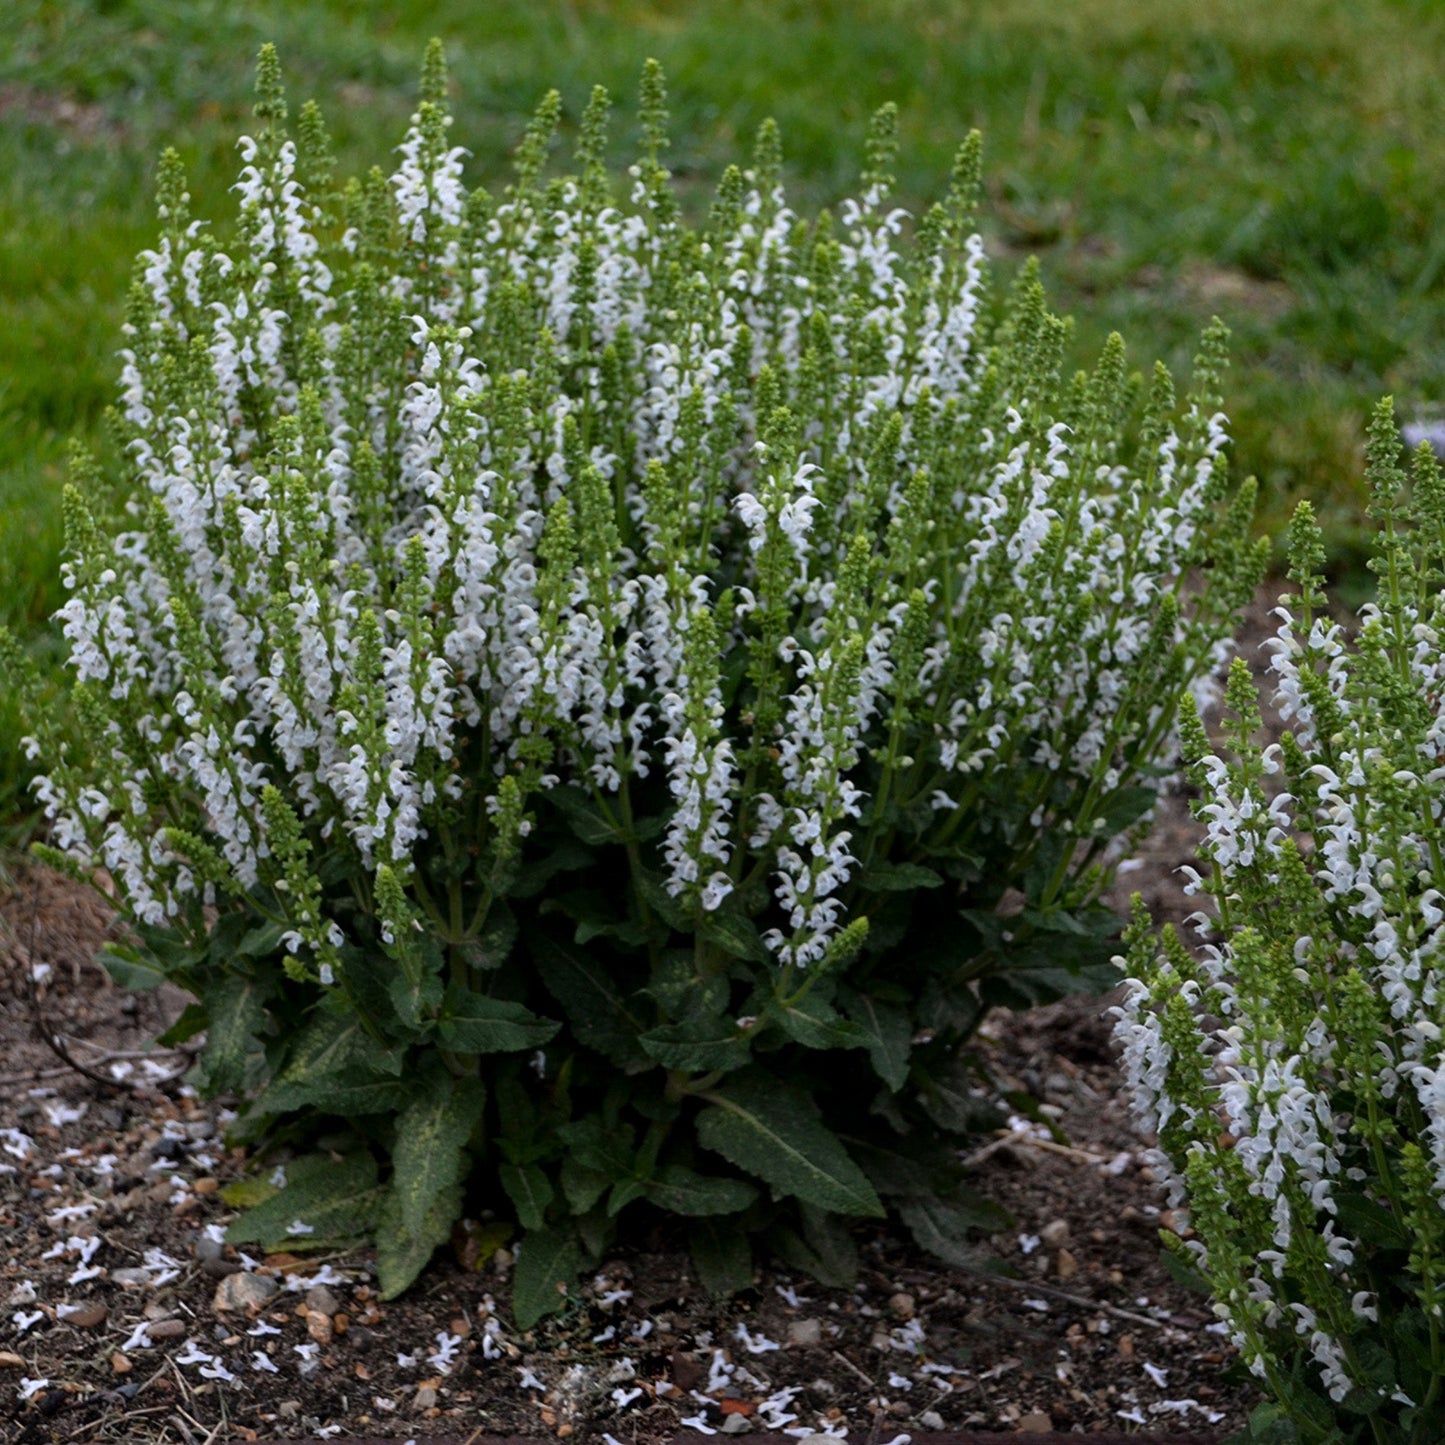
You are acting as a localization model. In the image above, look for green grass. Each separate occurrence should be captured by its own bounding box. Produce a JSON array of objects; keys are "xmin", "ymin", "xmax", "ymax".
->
[{"xmin": 4, "ymin": 0, "xmax": 1445, "ymax": 824}]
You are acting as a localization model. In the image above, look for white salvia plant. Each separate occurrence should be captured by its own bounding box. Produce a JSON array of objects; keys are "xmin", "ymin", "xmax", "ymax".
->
[
  {"xmin": 4, "ymin": 43, "xmax": 1261, "ymax": 1309},
  {"xmin": 1114, "ymin": 401, "xmax": 1445, "ymax": 1443}
]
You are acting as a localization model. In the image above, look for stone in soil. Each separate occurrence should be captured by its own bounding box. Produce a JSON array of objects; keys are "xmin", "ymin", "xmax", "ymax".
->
[{"xmin": 213, "ymin": 1270, "xmax": 278, "ymax": 1313}]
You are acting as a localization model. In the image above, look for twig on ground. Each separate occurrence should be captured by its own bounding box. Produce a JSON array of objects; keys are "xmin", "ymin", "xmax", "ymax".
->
[
  {"xmin": 829, "ymin": 1347, "xmax": 877, "ymax": 1388},
  {"xmin": 965, "ymin": 1266, "xmax": 1175, "ymax": 1331},
  {"xmin": 963, "ymin": 1130, "xmax": 1109, "ymax": 1168}
]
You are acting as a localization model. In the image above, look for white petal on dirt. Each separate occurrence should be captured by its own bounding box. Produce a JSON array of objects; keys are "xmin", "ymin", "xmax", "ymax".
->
[
  {"xmin": 1017, "ymin": 1233, "xmax": 1041, "ymax": 1254},
  {"xmin": 252, "ymin": 1353, "xmax": 278, "ymax": 1373},
  {"xmin": 122, "ymin": 1322, "xmax": 153, "ymax": 1350},
  {"xmin": 247, "ymin": 1320, "xmax": 281, "ymax": 1337},
  {"xmin": 1022, "ymin": 1299, "xmax": 1050, "ymax": 1312},
  {"xmin": 679, "ymin": 1416, "xmax": 718, "ymax": 1435},
  {"xmin": 1142, "ymin": 1361, "xmax": 1169, "ymax": 1386},
  {"xmin": 13, "ymin": 1310, "xmax": 45, "ymax": 1332},
  {"xmin": 735, "ymin": 1321, "xmax": 781, "ymax": 1353},
  {"xmin": 18, "ymin": 1377, "xmax": 48, "ymax": 1400}
]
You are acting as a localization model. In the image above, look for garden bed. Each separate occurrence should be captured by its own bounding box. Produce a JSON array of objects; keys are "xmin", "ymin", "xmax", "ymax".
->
[{"xmin": 0, "ymin": 590, "xmax": 1289, "ymax": 1442}]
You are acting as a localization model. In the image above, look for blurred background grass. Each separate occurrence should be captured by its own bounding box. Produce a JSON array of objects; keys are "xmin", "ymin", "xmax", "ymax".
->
[{"xmin": 3, "ymin": 0, "xmax": 1443, "ymax": 828}]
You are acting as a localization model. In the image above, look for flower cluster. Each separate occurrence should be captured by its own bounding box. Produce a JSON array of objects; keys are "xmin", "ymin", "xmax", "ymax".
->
[
  {"xmin": 1114, "ymin": 402, "xmax": 1445, "ymax": 1441},
  {"xmin": 18, "ymin": 45, "xmax": 1256, "ymax": 988}
]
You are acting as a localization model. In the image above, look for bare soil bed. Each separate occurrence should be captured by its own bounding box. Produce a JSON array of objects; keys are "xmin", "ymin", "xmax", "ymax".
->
[{"xmin": 0, "ymin": 593, "xmax": 1290, "ymax": 1444}]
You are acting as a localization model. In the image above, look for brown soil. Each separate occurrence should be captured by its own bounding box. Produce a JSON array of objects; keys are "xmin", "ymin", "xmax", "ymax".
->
[{"xmin": 0, "ymin": 593, "xmax": 1291, "ymax": 1444}]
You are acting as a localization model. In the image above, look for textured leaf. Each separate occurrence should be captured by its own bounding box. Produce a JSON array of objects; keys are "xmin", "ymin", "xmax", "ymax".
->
[
  {"xmin": 554, "ymin": 1117, "xmax": 635, "ymax": 1177},
  {"xmin": 376, "ymin": 1177, "xmax": 462, "ymax": 1300},
  {"xmin": 218, "ymin": 1175, "xmax": 279, "ymax": 1208},
  {"xmin": 530, "ymin": 928, "xmax": 646, "ymax": 1064},
  {"xmin": 697, "ymin": 907, "xmax": 770, "ymax": 964},
  {"xmin": 697, "ymin": 1075, "xmax": 883, "ymax": 1217},
  {"xmin": 156, "ymin": 1001, "xmax": 209, "ymax": 1048},
  {"xmin": 238, "ymin": 919, "xmax": 288, "ymax": 957},
  {"xmin": 645, "ymin": 1165, "xmax": 757, "ymax": 1217},
  {"xmin": 512, "ymin": 1226, "xmax": 583, "ymax": 1329},
  {"xmin": 225, "ymin": 1153, "xmax": 382, "ymax": 1248},
  {"xmin": 898, "ymin": 1194, "xmax": 1011, "ymax": 1268},
  {"xmin": 438, "ymin": 989, "xmax": 560, "ymax": 1054},
  {"xmin": 763, "ymin": 994, "xmax": 871, "ymax": 1053},
  {"xmin": 863, "ymin": 861, "xmax": 944, "ymax": 891},
  {"xmin": 639, "ymin": 1018, "xmax": 751, "ymax": 1074},
  {"xmin": 560, "ymin": 1155, "xmax": 610, "ymax": 1215},
  {"xmin": 388, "ymin": 933, "xmax": 445, "ymax": 1029},
  {"xmin": 259, "ymin": 1066, "xmax": 410, "ymax": 1118},
  {"xmin": 501, "ymin": 1162, "xmax": 554, "ymax": 1232},
  {"xmin": 770, "ymin": 1205, "xmax": 858, "ymax": 1288},
  {"xmin": 200, "ymin": 974, "xmax": 267, "ymax": 1094},
  {"xmin": 840, "ymin": 991, "xmax": 912, "ymax": 1091},
  {"xmin": 257, "ymin": 1008, "xmax": 402, "ymax": 1116},
  {"xmin": 918, "ymin": 1057, "xmax": 998, "ymax": 1135},
  {"xmin": 96, "ymin": 943, "xmax": 165, "ymax": 992},
  {"xmin": 689, "ymin": 1217, "xmax": 755, "ymax": 1298},
  {"xmin": 461, "ymin": 901, "xmax": 519, "ymax": 971},
  {"xmin": 547, "ymin": 785, "xmax": 619, "ymax": 846},
  {"xmin": 634, "ymin": 867, "xmax": 691, "ymax": 932},
  {"xmin": 644, "ymin": 951, "xmax": 730, "ymax": 1022},
  {"xmin": 390, "ymin": 1065, "xmax": 486, "ymax": 1239}
]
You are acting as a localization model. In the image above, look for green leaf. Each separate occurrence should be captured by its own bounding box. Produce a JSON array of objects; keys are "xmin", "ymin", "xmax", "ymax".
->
[
  {"xmin": 376, "ymin": 1178, "xmax": 462, "ymax": 1301},
  {"xmin": 155, "ymin": 1001, "xmax": 209, "ymax": 1048},
  {"xmin": 438, "ymin": 988, "xmax": 560, "ymax": 1054},
  {"xmin": 606, "ymin": 1178, "xmax": 649, "ymax": 1216},
  {"xmin": 259, "ymin": 1065, "xmax": 411, "ymax": 1118},
  {"xmin": 840, "ymin": 991, "xmax": 912, "ymax": 1091},
  {"xmin": 390, "ymin": 1064, "xmax": 486, "ymax": 1240},
  {"xmin": 461, "ymin": 900, "xmax": 519, "ymax": 971},
  {"xmin": 917, "ymin": 1056, "xmax": 997, "ymax": 1135},
  {"xmin": 530, "ymin": 928, "xmax": 647, "ymax": 1065},
  {"xmin": 689, "ymin": 1216, "xmax": 755, "ymax": 1298},
  {"xmin": 388, "ymin": 932, "xmax": 445, "ymax": 1030},
  {"xmin": 897, "ymin": 1194, "xmax": 1011, "ymax": 1268},
  {"xmin": 512, "ymin": 1226, "xmax": 583, "ymax": 1329},
  {"xmin": 639, "ymin": 1017, "xmax": 751, "ymax": 1074},
  {"xmin": 697, "ymin": 906, "xmax": 770, "ymax": 965},
  {"xmin": 509, "ymin": 839, "xmax": 595, "ymax": 899},
  {"xmin": 1333, "ymin": 1190, "xmax": 1409, "ymax": 1250},
  {"xmin": 560, "ymin": 1155, "xmax": 610, "ymax": 1215},
  {"xmin": 256, "ymin": 1007, "xmax": 402, "ymax": 1116},
  {"xmin": 769, "ymin": 1204, "xmax": 858, "ymax": 1289},
  {"xmin": 644, "ymin": 1165, "xmax": 758, "ymax": 1217},
  {"xmin": 97, "ymin": 942, "xmax": 166, "ymax": 992},
  {"xmin": 644, "ymin": 950, "xmax": 730, "ymax": 1022},
  {"xmin": 634, "ymin": 867, "xmax": 691, "ymax": 932},
  {"xmin": 696, "ymin": 1073, "xmax": 884, "ymax": 1217},
  {"xmin": 501, "ymin": 1162, "xmax": 554, "ymax": 1232},
  {"xmin": 218, "ymin": 1175, "xmax": 278, "ymax": 1209},
  {"xmin": 238, "ymin": 919, "xmax": 288, "ymax": 957},
  {"xmin": 763, "ymin": 993, "xmax": 871, "ymax": 1053},
  {"xmin": 863, "ymin": 861, "xmax": 944, "ymax": 891},
  {"xmin": 546, "ymin": 784, "xmax": 619, "ymax": 846},
  {"xmin": 198, "ymin": 974, "xmax": 267, "ymax": 1095},
  {"xmin": 554, "ymin": 1116, "xmax": 635, "ymax": 1177},
  {"xmin": 225, "ymin": 1153, "xmax": 383, "ymax": 1249}
]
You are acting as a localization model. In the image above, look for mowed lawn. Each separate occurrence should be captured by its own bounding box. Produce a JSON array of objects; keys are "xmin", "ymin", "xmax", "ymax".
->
[{"xmin": 2, "ymin": 0, "xmax": 1444, "ymax": 821}]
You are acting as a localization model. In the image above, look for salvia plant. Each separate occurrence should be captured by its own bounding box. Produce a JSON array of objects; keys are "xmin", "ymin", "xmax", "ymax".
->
[
  {"xmin": 1115, "ymin": 401, "xmax": 1445, "ymax": 1443},
  {"xmin": 3, "ymin": 43, "xmax": 1263, "ymax": 1317}
]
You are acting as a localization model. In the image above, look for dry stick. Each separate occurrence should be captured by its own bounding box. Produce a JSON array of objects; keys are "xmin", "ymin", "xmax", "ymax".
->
[
  {"xmin": 828, "ymin": 1348, "xmax": 877, "ymax": 1388},
  {"xmin": 960, "ymin": 1266, "xmax": 1173, "ymax": 1331},
  {"xmin": 18, "ymin": 864, "xmax": 195, "ymax": 1093}
]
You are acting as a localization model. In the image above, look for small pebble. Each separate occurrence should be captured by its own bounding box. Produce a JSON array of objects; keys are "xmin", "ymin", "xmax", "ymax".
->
[
  {"xmin": 1040, "ymin": 1219, "xmax": 1070, "ymax": 1249},
  {"xmin": 110, "ymin": 1352, "xmax": 133, "ymax": 1375},
  {"xmin": 887, "ymin": 1291, "xmax": 915, "ymax": 1321},
  {"xmin": 721, "ymin": 1415, "xmax": 753, "ymax": 1435},
  {"xmin": 194, "ymin": 1232, "xmax": 225, "ymax": 1262},
  {"xmin": 0, "ymin": 1352, "xmax": 25, "ymax": 1369},
  {"xmin": 1056, "ymin": 1247, "xmax": 1079, "ymax": 1280},
  {"xmin": 1019, "ymin": 1412, "xmax": 1053, "ymax": 1433},
  {"xmin": 147, "ymin": 1319, "xmax": 187, "ymax": 1340},
  {"xmin": 414, "ymin": 1384, "xmax": 439, "ymax": 1410},
  {"xmin": 277, "ymin": 1401, "xmax": 301, "ymax": 1419},
  {"xmin": 64, "ymin": 1303, "xmax": 108, "ymax": 1329},
  {"xmin": 787, "ymin": 1317, "xmax": 823, "ymax": 1347},
  {"xmin": 202, "ymin": 1258, "xmax": 241, "ymax": 1279},
  {"xmin": 306, "ymin": 1310, "xmax": 334, "ymax": 1347},
  {"xmin": 918, "ymin": 1410, "xmax": 945, "ymax": 1429},
  {"xmin": 305, "ymin": 1285, "xmax": 341, "ymax": 1317},
  {"xmin": 214, "ymin": 1270, "xmax": 278, "ymax": 1314},
  {"xmin": 110, "ymin": 1267, "xmax": 152, "ymax": 1288}
]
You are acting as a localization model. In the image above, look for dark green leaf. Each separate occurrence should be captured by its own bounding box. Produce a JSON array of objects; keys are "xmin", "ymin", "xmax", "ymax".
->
[
  {"xmin": 387, "ymin": 932, "xmax": 445, "ymax": 1030},
  {"xmin": 606, "ymin": 1178, "xmax": 648, "ymax": 1216},
  {"xmin": 438, "ymin": 988, "xmax": 560, "ymax": 1054},
  {"xmin": 689, "ymin": 1216, "xmax": 755, "ymax": 1298},
  {"xmin": 644, "ymin": 1165, "xmax": 758, "ymax": 1217},
  {"xmin": 462, "ymin": 901, "xmax": 518, "ymax": 971},
  {"xmin": 258, "ymin": 1007, "xmax": 403, "ymax": 1117},
  {"xmin": 508, "ymin": 840, "xmax": 595, "ymax": 899},
  {"xmin": 839, "ymin": 990, "xmax": 912, "ymax": 1090},
  {"xmin": 644, "ymin": 950, "xmax": 730, "ymax": 1022},
  {"xmin": 863, "ymin": 861, "xmax": 944, "ymax": 891},
  {"xmin": 155, "ymin": 1002, "xmax": 209, "ymax": 1048},
  {"xmin": 546, "ymin": 785, "xmax": 619, "ymax": 846},
  {"xmin": 530, "ymin": 928, "xmax": 647, "ymax": 1065},
  {"xmin": 198, "ymin": 974, "xmax": 267, "ymax": 1095},
  {"xmin": 512, "ymin": 1226, "xmax": 583, "ymax": 1329},
  {"xmin": 697, "ymin": 906, "xmax": 770, "ymax": 965},
  {"xmin": 554, "ymin": 1117, "xmax": 635, "ymax": 1177},
  {"xmin": 501, "ymin": 1162, "xmax": 554, "ymax": 1232},
  {"xmin": 1333, "ymin": 1191, "xmax": 1409, "ymax": 1250},
  {"xmin": 639, "ymin": 1018, "xmax": 751, "ymax": 1074},
  {"xmin": 97, "ymin": 942, "xmax": 166, "ymax": 992},
  {"xmin": 238, "ymin": 920, "xmax": 288, "ymax": 957},
  {"xmin": 391, "ymin": 1065, "xmax": 486, "ymax": 1240},
  {"xmin": 259, "ymin": 1065, "xmax": 411, "ymax": 1118},
  {"xmin": 769, "ymin": 1204, "xmax": 857, "ymax": 1288},
  {"xmin": 560, "ymin": 1156, "xmax": 610, "ymax": 1215},
  {"xmin": 697, "ymin": 1073, "xmax": 883, "ymax": 1217},
  {"xmin": 376, "ymin": 1178, "xmax": 462, "ymax": 1300},
  {"xmin": 764, "ymin": 993, "xmax": 871, "ymax": 1052},
  {"xmin": 225, "ymin": 1153, "xmax": 383, "ymax": 1249},
  {"xmin": 634, "ymin": 867, "xmax": 691, "ymax": 932},
  {"xmin": 898, "ymin": 1194, "xmax": 1011, "ymax": 1268}
]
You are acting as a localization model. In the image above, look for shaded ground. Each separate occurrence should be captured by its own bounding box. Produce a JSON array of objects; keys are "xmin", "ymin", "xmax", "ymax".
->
[{"xmin": 0, "ymin": 593, "xmax": 1291, "ymax": 1443}]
